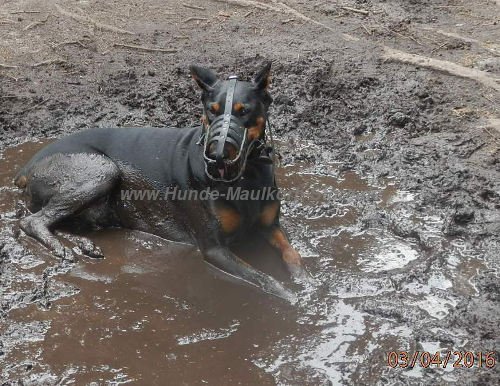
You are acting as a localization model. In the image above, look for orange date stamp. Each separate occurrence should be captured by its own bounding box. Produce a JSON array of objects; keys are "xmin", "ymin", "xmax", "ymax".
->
[{"xmin": 386, "ymin": 351, "xmax": 496, "ymax": 369}]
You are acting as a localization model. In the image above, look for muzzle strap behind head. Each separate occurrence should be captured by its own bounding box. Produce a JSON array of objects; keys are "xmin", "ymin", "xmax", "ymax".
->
[{"xmin": 215, "ymin": 75, "xmax": 238, "ymax": 169}]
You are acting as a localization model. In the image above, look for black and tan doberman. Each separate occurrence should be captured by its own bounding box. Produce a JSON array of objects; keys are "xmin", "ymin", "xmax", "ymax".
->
[{"xmin": 14, "ymin": 63, "xmax": 309, "ymax": 301}]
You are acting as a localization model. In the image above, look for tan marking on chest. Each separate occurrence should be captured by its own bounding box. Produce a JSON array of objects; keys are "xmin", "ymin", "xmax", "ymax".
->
[
  {"xmin": 215, "ymin": 206, "xmax": 241, "ymax": 234},
  {"xmin": 260, "ymin": 201, "xmax": 279, "ymax": 226}
]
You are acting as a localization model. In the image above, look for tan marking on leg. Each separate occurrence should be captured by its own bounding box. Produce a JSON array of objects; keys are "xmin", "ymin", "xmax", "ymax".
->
[
  {"xmin": 260, "ymin": 201, "xmax": 279, "ymax": 227},
  {"xmin": 215, "ymin": 206, "xmax": 241, "ymax": 234},
  {"xmin": 247, "ymin": 116, "xmax": 265, "ymax": 141},
  {"xmin": 14, "ymin": 175, "xmax": 27, "ymax": 189},
  {"xmin": 282, "ymin": 247, "xmax": 302, "ymax": 267},
  {"xmin": 270, "ymin": 228, "xmax": 302, "ymax": 267}
]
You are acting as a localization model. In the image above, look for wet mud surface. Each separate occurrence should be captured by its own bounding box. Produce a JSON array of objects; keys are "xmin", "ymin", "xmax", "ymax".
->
[{"xmin": 1, "ymin": 0, "xmax": 499, "ymax": 385}]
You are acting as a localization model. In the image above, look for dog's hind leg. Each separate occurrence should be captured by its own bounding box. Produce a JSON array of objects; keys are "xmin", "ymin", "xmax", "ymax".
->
[
  {"xmin": 18, "ymin": 153, "xmax": 119, "ymax": 260},
  {"xmin": 20, "ymin": 210, "xmax": 73, "ymax": 259}
]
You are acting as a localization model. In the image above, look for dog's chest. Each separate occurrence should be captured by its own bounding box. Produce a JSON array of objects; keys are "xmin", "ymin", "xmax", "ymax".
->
[{"xmin": 210, "ymin": 184, "xmax": 280, "ymax": 237}]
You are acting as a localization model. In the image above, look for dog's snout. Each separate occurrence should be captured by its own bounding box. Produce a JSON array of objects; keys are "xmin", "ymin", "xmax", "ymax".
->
[{"xmin": 208, "ymin": 142, "xmax": 238, "ymax": 161}]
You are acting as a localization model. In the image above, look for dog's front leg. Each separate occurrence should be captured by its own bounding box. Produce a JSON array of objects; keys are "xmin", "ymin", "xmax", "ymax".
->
[
  {"xmin": 202, "ymin": 245, "xmax": 296, "ymax": 303},
  {"xmin": 267, "ymin": 226, "xmax": 312, "ymax": 283}
]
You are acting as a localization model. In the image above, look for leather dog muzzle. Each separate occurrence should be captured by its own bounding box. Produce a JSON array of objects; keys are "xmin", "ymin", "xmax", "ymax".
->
[
  {"xmin": 203, "ymin": 76, "xmax": 255, "ymax": 183},
  {"xmin": 206, "ymin": 114, "xmax": 245, "ymax": 170}
]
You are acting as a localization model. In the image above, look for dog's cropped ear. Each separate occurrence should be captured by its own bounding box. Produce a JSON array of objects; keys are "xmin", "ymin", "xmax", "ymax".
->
[
  {"xmin": 253, "ymin": 62, "xmax": 272, "ymax": 91},
  {"xmin": 190, "ymin": 65, "xmax": 218, "ymax": 92}
]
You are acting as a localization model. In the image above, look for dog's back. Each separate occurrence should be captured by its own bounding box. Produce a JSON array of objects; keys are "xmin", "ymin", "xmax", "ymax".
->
[{"xmin": 16, "ymin": 126, "xmax": 203, "ymax": 190}]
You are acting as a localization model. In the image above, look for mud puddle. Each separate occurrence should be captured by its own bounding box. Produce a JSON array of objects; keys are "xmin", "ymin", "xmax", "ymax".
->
[{"xmin": 0, "ymin": 140, "xmax": 487, "ymax": 384}]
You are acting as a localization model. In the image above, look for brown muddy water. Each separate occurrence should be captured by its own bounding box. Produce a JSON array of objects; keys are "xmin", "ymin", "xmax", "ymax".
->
[{"xmin": 0, "ymin": 140, "xmax": 485, "ymax": 385}]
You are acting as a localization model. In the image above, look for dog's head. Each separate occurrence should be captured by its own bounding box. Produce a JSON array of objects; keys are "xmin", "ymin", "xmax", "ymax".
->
[{"xmin": 190, "ymin": 63, "xmax": 273, "ymax": 182}]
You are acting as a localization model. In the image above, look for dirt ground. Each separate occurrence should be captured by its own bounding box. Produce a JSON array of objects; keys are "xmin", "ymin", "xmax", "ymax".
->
[{"xmin": 1, "ymin": 0, "xmax": 499, "ymax": 385}]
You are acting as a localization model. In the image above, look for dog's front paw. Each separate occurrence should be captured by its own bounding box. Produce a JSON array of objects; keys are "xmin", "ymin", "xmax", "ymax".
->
[
  {"xmin": 290, "ymin": 265, "xmax": 316, "ymax": 287},
  {"xmin": 283, "ymin": 248, "xmax": 316, "ymax": 286}
]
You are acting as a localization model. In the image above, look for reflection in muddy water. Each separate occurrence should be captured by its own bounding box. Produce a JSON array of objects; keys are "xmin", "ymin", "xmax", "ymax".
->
[{"xmin": 0, "ymin": 140, "xmax": 488, "ymax": 384}]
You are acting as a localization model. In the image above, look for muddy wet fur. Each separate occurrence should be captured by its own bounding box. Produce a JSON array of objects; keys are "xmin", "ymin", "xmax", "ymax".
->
[{"xmin": 14, "ymin": 64, "xmax": 309, "ymax": 302}]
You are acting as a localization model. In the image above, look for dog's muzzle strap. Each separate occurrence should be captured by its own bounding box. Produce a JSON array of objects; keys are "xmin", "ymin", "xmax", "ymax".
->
[
  {"xmin": 202, "ymin": 75, "xmax": 265, "ymax": 183},
  {"xmin": 215, "ymin": 76, "xmax": 238, "ymax": 169}
]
